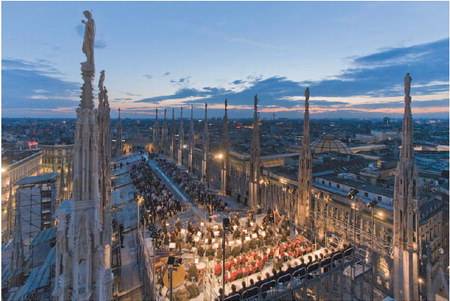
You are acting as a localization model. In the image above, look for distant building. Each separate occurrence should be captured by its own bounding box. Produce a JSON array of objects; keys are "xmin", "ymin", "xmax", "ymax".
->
[
  {"xmin": 40, "ymin": 144, "xmax": 73, "ymax": 200},
  {"xmin": 1, "ymin": 150, "xmax": 42, "ymax": 240},
  {"xmin": 14, "ymin": 172, "xmax": 58, "ymax": 257},
  {"xmin": 2, "ymin": 149, "xmax": 42, "ymax": 192},
  {"xmin": 40, "ymin": 144, "xmax": 73, "ymax": 174},
  {"xmin": 312, "ymin": 134, "xmax": 352, "ymax": 154}
]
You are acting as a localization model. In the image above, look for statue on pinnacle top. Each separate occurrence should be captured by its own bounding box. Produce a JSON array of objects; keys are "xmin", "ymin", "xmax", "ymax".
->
[
  {"xmin": 98, "ymin": 70, "xmax": 105, "ymax": 92},
  {"xmin": 81, "ymin": 10, "xmax": 95, "ymax": 71},
  {"xmin": 404, "ymin": 73, "xmax": 412, "ymax": 98},
  {"xmin": 305, "ymin": 87, "xmax": 310, "ymax": 100}
]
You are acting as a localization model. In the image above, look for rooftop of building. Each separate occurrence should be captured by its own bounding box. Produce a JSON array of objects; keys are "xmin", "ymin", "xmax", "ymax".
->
[
  {"xmin": 264, "ymin": 153, "xmax": 374, "ymax": 183},
  {"xmin": 16, "ymin": 172, "xmax": 58, "ymax": 186},
  {"xmin": 1, "ymin": 149, "xmax": 42, "ymax": 168},
  {"xmin": 312, "ymin": 134, "xmax": 352, "ymax": 154},
  {"xmin": 419, "ymin": 196, "xmax": 445, "ymax": 225},
  {"xmin": 39, "ymin": 144, "xmax": 74, "ymax": 149},
  {"xmin": 318, "ymin": 173, "xmax": 395, "ymax": 198},
  {"xmin": 7, "ymin": 247, "xmax": 55, "ymax": 301}
]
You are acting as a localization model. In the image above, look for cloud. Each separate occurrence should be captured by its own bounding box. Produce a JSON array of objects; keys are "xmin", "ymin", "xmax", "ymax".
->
[
  {"xmin": 95, "ymin": 39, "xmax": 107, "ymax": 49},
  {"xmin": 143, "ymin": 74, "xmax": 153, "ymax": 79},
  {"xmin": 310, "ymin": 38, "xmax": 449, "ymax": 97},
  {"xmin": 113, "ymin": 97, "xmax": 133, "ymax": 102},
  {"xmin": 75, "ymin": 24, "xmax": 84, "ymax": 36},
  {"xmin": 3, "ymin": 39, "xmax": 448, "ymax": 118},
  {"xmin": 170, "ymin": 76, "xmax": 191, "ymax": 85},
  {"xmin": 134, "ymin": 38, "xmax": 448, "ymax": 118},
  {"xmin": 2, "ymin": 58, "xmax": 80, "ymax": 115},
  {"xmin": 123, "ymin": 91, "xmax": 141, "ymax": 97},
  {"xmin": 231, "ymin": 80, "xmax": 245, "ymax": 85}
]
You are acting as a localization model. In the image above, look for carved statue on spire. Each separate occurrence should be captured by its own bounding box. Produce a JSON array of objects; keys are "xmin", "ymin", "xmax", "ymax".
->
[
  {"xmin": 82, "ymin": 10, "xmax": 95, "ymax": 68},
  {"xmin": 305, "ymin": 87, "xmax": 310, "ymax": 100},
  {"xmin": 404, "ymin": 73, "xmax": 412, "ymax": 98},
  {"xmin": 98, "ymin": 70, "xmax": 105, "ymax": 92}
]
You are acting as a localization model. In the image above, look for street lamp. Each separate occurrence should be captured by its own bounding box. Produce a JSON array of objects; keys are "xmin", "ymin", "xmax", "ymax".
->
[
  {"xmin": 167, "ymin": 256, "xmax": 182, "ymax": 301},
  {"xmin": 347, "ymin": 188, "xmax": 359, "ymax": 291},
  {"xmin": 214, "ymin": 152, "xmax": 224, "ymax": 160},
  {"xmin": 221, "ymin": 217, "xmax": 231, "ymax": 301},
  {"xmin": 418, "ymin": 277, "xmax": 424, "ymax": 300},
  {"xmin": 137, "ymin": 195, "xmax": 144, "ymax": 233},
  {"xmin": 376, "ymin": 210, "xmax": 385, "ymax": 220}
]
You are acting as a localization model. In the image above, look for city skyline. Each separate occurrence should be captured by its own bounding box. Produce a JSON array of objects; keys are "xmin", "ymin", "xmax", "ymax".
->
[
  {"xmin": 2, "ymin": 1, "xmax": 449, "ymax": 119},
  {"xmin": 2, "ymin": 6, "xmax": 448, "ymax": 301}
]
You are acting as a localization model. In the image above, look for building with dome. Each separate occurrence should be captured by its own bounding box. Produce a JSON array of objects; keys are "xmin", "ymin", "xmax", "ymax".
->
[{"xmin": 311, "ymin": 134, "xmax": 352, "ymax": 155}]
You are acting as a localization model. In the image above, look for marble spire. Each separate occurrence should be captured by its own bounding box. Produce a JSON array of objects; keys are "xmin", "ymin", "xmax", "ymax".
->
[
  {"xmin": 297, "ymin": 88, "xmax": 312, "ymax": 228},
  {"xmin": 162, "ymin": 108, "xmax": 168, "ymax": 156},
  {"xmin": 249, "ymin": 95, "xmax": 261, "ymax": 211},
  {"xmin": 10, "ymin": 192, "xmax": 25, "ymax": 287},
  {"xmin": 58, "ymin": 158, "xmax": 66, "ymax": 202},
  {"xmin": 116, "ymin": 108, "xmax": 123, "ymax": 158},
  {"xmin": 188, "ymin": 105, "xmax": 194, "ymax": 173},
  {"xmin": 220, "ymin": 99, "xmax": 230, "ymax": 196},
  {"xmin": 201, "ymin": 103, "xmax": 209, "ymax": 187},
  {"xmin": 393, "ymin": 73, "xmax": 419, "ymax": 301},
  {"xmin": 170, "ymin": 108, "xmax": 176, "ymax": 160},
  {"xmin": 153, "ymin": 107, "xmax": 160, "ymax": 152},
  {"xmin": 54, "ymin": 11, "xmax": 108, "ymax": 300},
  {"xmin": 6, "ymin": 184, "xmax": 14, "ymax": 240},
  {"xmin": 97, "ymin": 70, "xmax": 113, "ymax": 300},
  {"xmin": 178, "ymin": 107, "xmax": 184, "ymax": 165}
]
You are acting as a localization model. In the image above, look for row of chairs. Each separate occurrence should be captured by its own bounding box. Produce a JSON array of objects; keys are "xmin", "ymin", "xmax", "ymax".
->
[{"xmin": 223, "ymin": 247, "xmax": 354, "ymax": 301}]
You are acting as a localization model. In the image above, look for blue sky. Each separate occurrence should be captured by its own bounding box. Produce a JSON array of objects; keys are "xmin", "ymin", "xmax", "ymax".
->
[{"xmin": 2, "ymin": 1, "xmax": 449, "ymax": 118}]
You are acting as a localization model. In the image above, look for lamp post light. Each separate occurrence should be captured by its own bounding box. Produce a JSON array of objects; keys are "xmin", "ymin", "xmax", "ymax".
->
[
  {"xmin": 214, "ymin": 152, "xmax": 224, "ymax": 161},
  {"xmin": 137, "ymin": 195, "xmax": 144, "ymax": 234},
  {"xmin": 347, "ymin": 189, "xmax": 359, "ymax": 245},
  {"xmin": 221, "ymin": 217, "xmax": 231, "ymax": 301},
  {"xmin": 418, "ymin": 277, "xmax": 424, "ymax": 301},
  {"xmin": 167, "ymin": 256, "xmax": 182, "ymax": 301},
  {"xmin": 347, "ymin": 188, "xmax": 359, "ymax": 293}
]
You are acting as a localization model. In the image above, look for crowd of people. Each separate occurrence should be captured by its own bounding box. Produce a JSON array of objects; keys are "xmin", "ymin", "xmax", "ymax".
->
[
  {"xmin": 130, "ymin": 160, "xmax": 183, "ymax": 239},
  {"xmin": 218, "ymin": 243, "xmax": 354, "ymax": 301},
  {"xmin": 154, "ymin": 157, "xmax": 227, "ymax": 214},
  {"xmin": 213, "ymin": 236, "xmax": 314, "ymax": 282},
  {"xmin": 130, "ymin": 153, "xmax": 354, "ymax": 300}
]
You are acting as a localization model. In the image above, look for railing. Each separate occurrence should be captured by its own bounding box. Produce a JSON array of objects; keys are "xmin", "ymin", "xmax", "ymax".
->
[
  {"xmin": 137, "ymin": 228, "xmax": 159, "ymax": 301},
  {"xmin": 314, "ymin": 212, "xmax": 392, "ymax": 257}
]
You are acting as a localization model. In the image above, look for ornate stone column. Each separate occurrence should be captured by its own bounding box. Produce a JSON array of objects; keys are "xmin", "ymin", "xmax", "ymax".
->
[
  {"xmin": 161, "ymin": 108, "xmax": 168, "ymax": 156},
  {"xmin": 248, "ymin": 95, "xmax": 261, "ymax": 211},
  {"xmin": 188, "ymin": 105, "xmax": 194, "ymax": 173},
  {"xmin": 393, "ymin": 73, "xmax": 419, "ymax": 301},
  {"xmin": 298, "ymin": 88, "xmax": 312, "ymax": 231},
  {"xmin": 55, "ymin": 11, "xmax": 108, "ymax": 301},
  {"xmin": 201, "ymin": 103, "xmax": 209, "ymax": 186},
  {"xmin": 97, "ymin": 70, "xmax": 113, "ymax": 300},
  {"xmin": 115, "ymin": 108, "xmax": 123, "ymax": 158},
  {"xmin": 152, "ymin": 107, "xmax": 160, "ymax": 153},
  {"xmin": 220, "ymin": 99, "xmax": 230, "ymax": 195},
  {"xmin": 170, "ymin": 108, "xmax": 176, "ymax": 160},
  {"xmin": 178, "ymin": 107, "xmax": 184, "ymax": 166}
]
